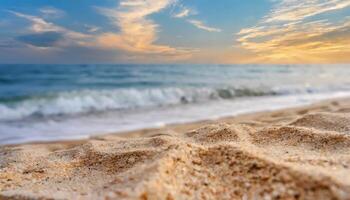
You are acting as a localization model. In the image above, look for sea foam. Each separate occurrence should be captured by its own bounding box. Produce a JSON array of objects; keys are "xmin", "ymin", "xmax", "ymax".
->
[{"xmin": 0, "ymin": 87, "xmax": 279, "ymax": 121}]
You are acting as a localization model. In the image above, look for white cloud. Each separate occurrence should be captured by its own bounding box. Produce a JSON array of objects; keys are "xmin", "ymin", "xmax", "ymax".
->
[
  {"xmin": 188, "ymin": 19, "xmax": 221, "ymax": 32},
  {"xmin": 173, "ymin": 7, "xmax": 196, "ymax": 18},
  {"xmin": 171, "ymin": 5, "xmax": 220, "ymax": 33},
  {"xmin": 85, "ymin": 24, "xmax": 100, "ymax": 33},
  {"xmin": 9, "ymin": 11, "xmax": 91, "ymax": 48},
  {"xmin": 95, "ymin": 0, "xmax": 193, "ymax": 57},
  {"xmin": 174, "ymin": 8, "xmax": 190, "ymax": 18},
  {"xmin": 8, "ymin": 1, "xmax": 197, "ymax": 61},
  {"xmin": 10, "ymin": 11, "xmax": 61, "ymax": 32},
  {"xmin": 39, "ymin": 7, "xmax": 65, "ymax": 19}
]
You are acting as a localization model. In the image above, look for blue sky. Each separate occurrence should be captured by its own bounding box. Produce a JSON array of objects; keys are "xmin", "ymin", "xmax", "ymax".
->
[{"xmin": 0, "ymin": 0, "xmax": 349, "ymax": 64}]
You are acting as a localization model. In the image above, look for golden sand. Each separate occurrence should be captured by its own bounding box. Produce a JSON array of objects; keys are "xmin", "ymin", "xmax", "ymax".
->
[{"xmin": 1, "ymin": 98, "xmax": 350, "ymax": 199}]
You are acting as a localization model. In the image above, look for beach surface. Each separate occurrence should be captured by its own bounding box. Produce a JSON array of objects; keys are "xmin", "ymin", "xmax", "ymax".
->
[{"xmin": 2, "ymin": 98, "xmax": 350, "ymax": 199}]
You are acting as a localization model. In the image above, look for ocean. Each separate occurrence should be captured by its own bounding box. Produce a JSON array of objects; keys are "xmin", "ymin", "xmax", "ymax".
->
[{"xmin": 1, "ymin": 64, "xmax": 350, "ymax": 145}]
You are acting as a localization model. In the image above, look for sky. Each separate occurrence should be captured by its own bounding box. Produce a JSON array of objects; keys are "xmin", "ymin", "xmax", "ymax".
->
[{"xmin": 0, "ymin": 0, "xmax": 349, "ymax": 64}]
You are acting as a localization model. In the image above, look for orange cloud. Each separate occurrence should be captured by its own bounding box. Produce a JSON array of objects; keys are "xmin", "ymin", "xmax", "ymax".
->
[
  {"xmin": 96, "ymin": 0, "xmax": 194, "ymax": 59},
  {"xmin": 236, "ymin": 0, "xmax": 350, "ymax": 63},
  {"xmin": 264, "ymin": 0, "xmax": 350, "ymax": 23}
]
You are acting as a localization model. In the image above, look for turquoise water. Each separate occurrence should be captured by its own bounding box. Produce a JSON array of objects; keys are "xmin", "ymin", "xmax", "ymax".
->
[{"xmin": 1, "ymin": 64, "xmax": 350, "ymax": 144}]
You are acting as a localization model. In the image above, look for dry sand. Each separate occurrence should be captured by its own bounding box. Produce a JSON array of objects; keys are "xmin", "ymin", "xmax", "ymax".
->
[{"xmin": 2, "ymin": 98, "xmax": 350, "ymax": 199}]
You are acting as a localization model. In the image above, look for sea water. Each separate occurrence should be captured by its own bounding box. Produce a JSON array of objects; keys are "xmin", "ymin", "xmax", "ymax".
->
[{"xmin": 1, "ymin": 64, "xmax": 350, "ymax": 144}]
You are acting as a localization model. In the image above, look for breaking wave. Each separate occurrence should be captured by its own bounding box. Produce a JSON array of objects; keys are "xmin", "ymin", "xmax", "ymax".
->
[{"xmin": 0, "ymin": 87, "xmax": 282, "ymax": 121}]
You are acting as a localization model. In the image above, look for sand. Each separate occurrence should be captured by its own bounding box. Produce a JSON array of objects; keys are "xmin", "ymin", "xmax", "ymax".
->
[{"xmin": 2, "ymin": 98, "xmax": 350, "ymax": 199}]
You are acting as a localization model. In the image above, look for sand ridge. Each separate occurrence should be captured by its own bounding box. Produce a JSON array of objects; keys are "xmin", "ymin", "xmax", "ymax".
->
[{"xmin": 2, "ymin": 99, "xmax": 350, "ymax": 199}]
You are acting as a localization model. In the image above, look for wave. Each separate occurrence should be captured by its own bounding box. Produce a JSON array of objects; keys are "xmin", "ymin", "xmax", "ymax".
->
[{"xmin": 0, "ymin": 87, "xmax": 283, "ymax": 121}]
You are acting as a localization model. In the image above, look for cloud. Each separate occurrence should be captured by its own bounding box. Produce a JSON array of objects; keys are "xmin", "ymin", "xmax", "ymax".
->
[
  {"xmin": 264, "ymin": 0, "xmax": 350, "ymax": 23},
  {"xmin": 171, "ymin": 5, "xmax": 220, "ymax": 33},
  {"xmin": 39, "ymin": 7, "xmax": 65, "ymax": 19},
  {"xmin": 9, "ymin": 11, "xmax": 61, "ymax": 32},
  {"xmin": 9, "ymin": 11, "xmax": 92, "ymax": 48},
  {"xmin": 7, "ymin": 5, "xmax": 193, "ymax": 62},
  {"xmin": 85, "ymin": 25, "xmax": 100, "ymax": 33},
  {"xmin": 95, "ymin": 0, "xmax": 193, "ymax": 58},
  {"xmin": 187, "ymin": 19, "xmax": 222, "ymax": 32},
  {"xmin": 236, "ymin": 0, "xmax": 350, "ymax": 63},
  {"xmin": 173, "ymin": 7, "xmax": 195, "ymax": 18},
  {"xmin": 16, "ymin": 31, "xmax": 63, "ymax": 47}
]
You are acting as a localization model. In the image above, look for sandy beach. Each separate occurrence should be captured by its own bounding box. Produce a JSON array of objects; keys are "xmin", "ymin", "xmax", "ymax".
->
[
  {"xmin": 2, "ymin": 0, "xmax": 350, "ymax": 198},
  {"xmin": 1, "ymin": 97, "xmax": 350, "ymax": 199}
]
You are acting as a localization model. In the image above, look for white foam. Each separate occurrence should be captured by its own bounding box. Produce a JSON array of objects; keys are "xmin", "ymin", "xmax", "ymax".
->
[
  {"xmin": 0, "ymin": 87, "xmax": 276, "ymax": 121},
  {"xmin": 1, "ymin": 91, "xmax": 349, "ymax": 145}
]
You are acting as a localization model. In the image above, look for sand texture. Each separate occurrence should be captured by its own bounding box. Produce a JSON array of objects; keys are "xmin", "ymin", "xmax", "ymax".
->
[{"xmin": 2, "ymin": 98, "xmax": 350, "ymax": 199}]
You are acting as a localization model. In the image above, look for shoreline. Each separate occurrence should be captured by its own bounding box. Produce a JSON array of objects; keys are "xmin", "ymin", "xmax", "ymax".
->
[
  {"xmin": 0, "ymin": 97, "xmax": 350, "ymax": 148},
  {"xmin": 2, "ymin": 96, "xmax": 348, "ymax": 148},
  {"xmin": 2, "ymin": 91, "xmax": 350, "ymax": 146}
]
